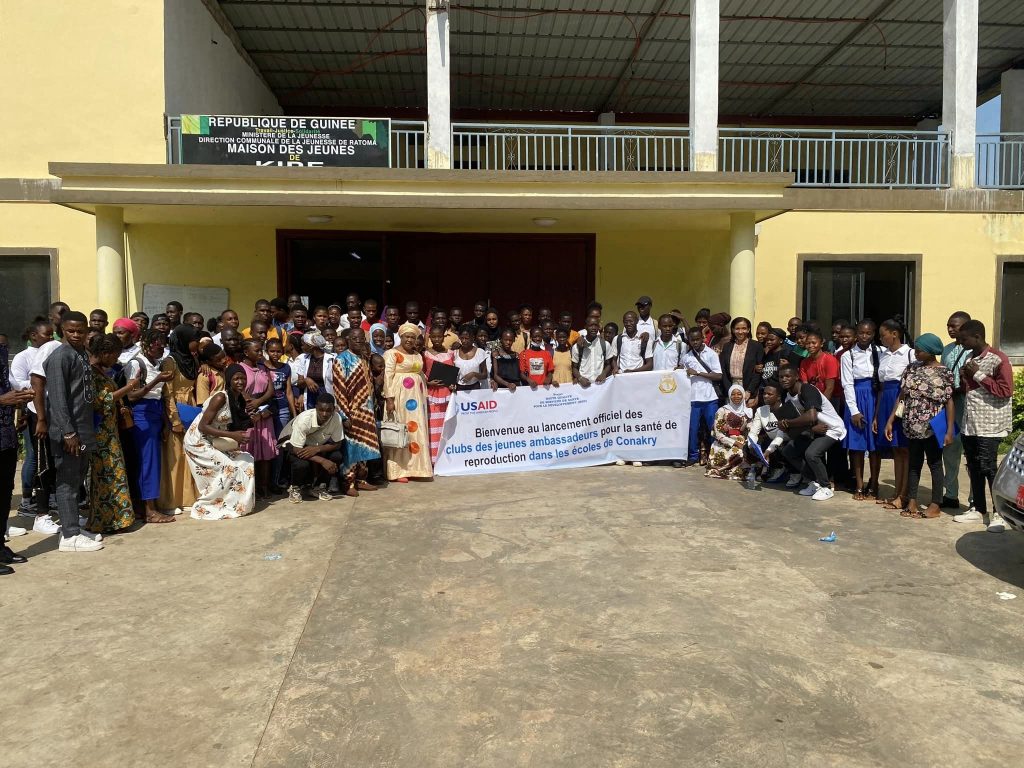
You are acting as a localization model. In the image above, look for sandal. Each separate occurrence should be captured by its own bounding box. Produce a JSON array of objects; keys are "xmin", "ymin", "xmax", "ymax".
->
[
  {"xmin": 899, "ymin": 507, "xmax": 918, "ymax": 517},
  {"xmin": 882, "ymin": 498, "xmax": 905, "ymax": 511},
  {"xmin": 355, "ymin": 480, "xmax": 378, "ymax": 492},
  {"xmin": 145, "ymin": 511, "xmax": 175, "ymax": 524},
  {"xmin": 853, "ymin": 489, "xmax": 867, "ymax": 501}
]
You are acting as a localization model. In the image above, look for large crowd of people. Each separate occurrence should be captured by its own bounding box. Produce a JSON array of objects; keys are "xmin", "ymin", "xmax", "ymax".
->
[{"xmin": 0, "ymin": 292, "xmax": 1015, "ymax": 573}]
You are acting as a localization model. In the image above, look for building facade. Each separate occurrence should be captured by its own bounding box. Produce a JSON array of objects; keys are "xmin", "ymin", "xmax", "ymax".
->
[{"xmin": 1, "ymin": 0, "xmax": 1023, "ymax": 360}]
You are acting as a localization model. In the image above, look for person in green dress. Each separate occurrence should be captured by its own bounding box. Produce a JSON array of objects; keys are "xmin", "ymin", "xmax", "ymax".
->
[{"xmin": 87, "ymin": 334, "xmax": 141, "ymax": 534}]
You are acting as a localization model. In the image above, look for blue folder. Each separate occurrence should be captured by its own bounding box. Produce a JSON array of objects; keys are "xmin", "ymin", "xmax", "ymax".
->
[{"xmin": 930, "ymin": 409, "xmax": 959, "ymax": 448}]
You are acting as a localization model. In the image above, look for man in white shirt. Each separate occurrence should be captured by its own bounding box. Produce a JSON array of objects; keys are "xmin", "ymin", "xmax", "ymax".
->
[
  {"xmin": 777, "ymin": 364, "xmax": 846, "ymax": 501},
  {"xmin": 613, "ymin": 312, "xmax": 654, "ymax": 374},
  {"xmin": 681, "ymin": 326, "xmax": 723, "ymax": 465},
  {"xmin": 634, "ymin": 295, "xmax": 656, "ymax": 339},
  {"xmin": 280, "ymin": 392, "xmax": 346, "ymax": 502},
  {"xmin": 571, "ymin": 317, "xmax": 613, "ymax": 387}
]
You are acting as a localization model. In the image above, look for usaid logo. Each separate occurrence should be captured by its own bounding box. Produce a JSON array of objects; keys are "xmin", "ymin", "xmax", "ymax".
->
[{"xmin": 459, "ymin": 400, "xmax": 498, "ymax": 413}]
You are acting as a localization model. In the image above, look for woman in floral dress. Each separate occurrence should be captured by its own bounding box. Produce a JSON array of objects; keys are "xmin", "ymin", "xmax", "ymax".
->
[
  {"xmin": 87, "ymin": 334, "xmax": 140, "ymax": 533},
  {"xmin": 382, "ymin": 323, "xmax": 433, "ymax": 482},
  {"xmin": 706, "ymin": 384, "xmax": 752, "ymax": 480},
  {"xmin": 185, "ymin": 364, "xmax": 256, "ymax": 520},
  {"xmin": 883, "ymin": 333, "xmax": 954, "ymax": 519}
]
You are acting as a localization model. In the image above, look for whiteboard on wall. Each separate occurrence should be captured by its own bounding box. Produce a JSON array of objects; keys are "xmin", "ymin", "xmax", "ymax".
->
[{"xmin": 142, "ymin": 284, "xmax": 230, "ymax": 324}]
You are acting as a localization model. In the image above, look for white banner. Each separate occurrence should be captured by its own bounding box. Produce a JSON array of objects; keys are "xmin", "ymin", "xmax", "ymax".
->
[{"xmin": 435, "ymin": 371, "xmax": 691, "ymax": 476}]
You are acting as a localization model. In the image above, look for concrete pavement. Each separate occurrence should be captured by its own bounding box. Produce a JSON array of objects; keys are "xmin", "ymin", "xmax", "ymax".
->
[{"xmin": 2, "ymin": 465, "xmax": 1023, "ymax": 767}]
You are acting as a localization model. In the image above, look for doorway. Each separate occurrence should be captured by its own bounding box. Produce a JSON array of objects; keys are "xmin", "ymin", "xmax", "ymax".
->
[
  {"xmin": 801, "ymin": 258, "xmax": 918, "ymax": 334},
  {"xmin": 277, "ymin": 231, "xmax": 596, "ymax": 318}
]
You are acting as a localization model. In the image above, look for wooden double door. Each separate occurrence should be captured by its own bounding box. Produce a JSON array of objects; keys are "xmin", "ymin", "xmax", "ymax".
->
[{"xmin": 278, "ymin": 231, "xmax": 596, "ymax": 320}]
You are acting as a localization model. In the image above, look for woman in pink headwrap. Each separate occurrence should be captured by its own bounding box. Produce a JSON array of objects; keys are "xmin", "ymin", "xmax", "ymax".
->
[{"xmin": 112, "ymin": 317, "xmax": 141, "ymax": 366}]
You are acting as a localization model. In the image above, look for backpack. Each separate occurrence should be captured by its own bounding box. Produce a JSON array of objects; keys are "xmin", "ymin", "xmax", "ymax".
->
[{"xmin": 616, "ymin": 332, "xmax": 649, "ymax": 366}]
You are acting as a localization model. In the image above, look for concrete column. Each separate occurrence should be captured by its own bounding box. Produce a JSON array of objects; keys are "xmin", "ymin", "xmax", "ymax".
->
[
  {"xmin": 425, "ymin": 0, "xmax": 451, "ymax": 169},
  {"xmin": 96, "ymin": 206, "xmax": 127, "ymax": 319},
  {"xmin": 689, "ymin": 0, "xmax": 719, "ymax": 172},
  {"xmin": 942, "ymin": 0, "xmax": 978, "ymax": 188},
  {"xmin": 729, "ymin": 212, "xmax": 755, "ymax": 320}
]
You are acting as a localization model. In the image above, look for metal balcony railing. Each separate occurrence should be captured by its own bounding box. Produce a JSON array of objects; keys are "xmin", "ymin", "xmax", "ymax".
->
[
  {"xmin": 718, "ymin": 127, "xmax": 950, "ymax": 188},
  {"xmin": 165, "ymin": 116, "xmax": 970, "ymax": 189},
  {"xmin": 976, "ymin": 133, "xmax": 1024, "ymax": 189},
  {"xmin": 451, "ymin": 123, "xmax": 691, "ymax": 172}
]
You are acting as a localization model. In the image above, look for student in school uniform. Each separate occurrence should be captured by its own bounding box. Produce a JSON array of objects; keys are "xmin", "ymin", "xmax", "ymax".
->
[
  {"xmin": 612, "ymin": 311, "xmax": 654, "ymax": 374},
  {"xmin": 571, "ymin": 317, "xmax": 614, "ymax": 388},
  {"xmin": 681, "ymin": 327, "xmax": 723, "ymax": 467},
  {"xmin": 651, "ymin": 314, "xmax": 685, "ymax": 371},
  {"xmin": 519, "ymin": 327, "xmax": 555, "ymax": 389},
  {"xmin": 840, "ymin": 320, "xmax": 882, "ymax": 500},
  {"xmin": 872, "ymin": 318, "xmax": 915, "ymax": 511}
]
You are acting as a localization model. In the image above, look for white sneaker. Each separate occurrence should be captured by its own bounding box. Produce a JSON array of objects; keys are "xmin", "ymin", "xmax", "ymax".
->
[
  {"xmin": 987, "ymin": 514, "xmax": 1006, "ymax": 533},
  {"xmin": 953, "ymin": 508, "xmax": 984, "ymax": 523},
  {"xmin": 632, "ymin": 461, "xmax": 643, "ymax": 467},
  {"xmin": 315, "ymin": 485, "xmax": 333, "ymax": 501},
  {"xmin": 615, "ymin": 460, "xmax": 626, "ymax": 466},
  {"xmin": 32, "ymin": 516, "xmax": 60, "ymax": 535},
  {"xmin": 799, "ymin": 482, "xmax": 820, "ymax": 497},
  {"xmin": 170, "ymin": 507, "xmax": 184, "ymax": 516},
  {"xmin": 812, "ymin": 486, "xmax": 835, "ymax": 501},
  {"xmin": 58, "ymin": 533, "xmax": 103, "ymax": 552},
  {"xmin": 785, "ymin": 475, "xmax": 802, "ymax": 488},
  {"xmin": 288, "ymin": 486, "xmax": 302, "ymax": 504},
  {"xmin": 80, "ymin": 530, "xmax": 103, "ymax": 542},
  {"xmin": 766, "ymin": 467, "xmax": 786, "ymax": 482},
  {"xmin": 6, "ymin": 525, "xmax": 27, "ymax": 537}
]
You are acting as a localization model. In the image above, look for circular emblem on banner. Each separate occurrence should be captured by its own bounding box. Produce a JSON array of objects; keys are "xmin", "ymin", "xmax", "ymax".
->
[{"xmin": 658, "ymin": 374, "xmax": 677, "ymax": 394}]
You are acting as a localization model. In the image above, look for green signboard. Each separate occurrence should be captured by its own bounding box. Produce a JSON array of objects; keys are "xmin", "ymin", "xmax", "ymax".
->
[{"xmin": 179, "ymin": 115, "xmax": 390, "ymax": 167}]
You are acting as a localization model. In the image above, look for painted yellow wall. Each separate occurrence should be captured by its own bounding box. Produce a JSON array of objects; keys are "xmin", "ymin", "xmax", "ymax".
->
[
  {"xmin": 126, "ymin": 224, "xmax": 278, "ymax": 318},
  {"xmin": 754, "ymin": 212, "xmax": 999, "ymax": 336},
  {"xmin": 0, "ymin": 203, "xmax": 98, "ymax": 311},
  {"xmin": 596, "ymin": 230, "xmax": 729, "ymax": 326},
  {"xmin": 0, "ymin": 0, "xmax": 167, "ymax": 176}
]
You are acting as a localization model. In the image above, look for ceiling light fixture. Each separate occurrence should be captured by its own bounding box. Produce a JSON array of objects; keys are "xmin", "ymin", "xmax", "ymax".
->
[
  {"xmin": 306, "ymin": 214, "xmax": 333, "ymax": 224},
  {"xmin": 532, "ymin": 217, "xmax": 558, "ymax": 227}
]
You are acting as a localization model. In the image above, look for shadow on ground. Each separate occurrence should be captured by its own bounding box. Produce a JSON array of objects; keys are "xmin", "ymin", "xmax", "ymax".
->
[{"xmin": 956, "ymin": 530, "xmax": 1024, "ymax": 589}]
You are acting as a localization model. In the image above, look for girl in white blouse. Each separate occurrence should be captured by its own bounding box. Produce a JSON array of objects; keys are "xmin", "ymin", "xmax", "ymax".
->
[{"xmin": 873, "ymin": 318, "xmax": 914, "ymax": 511}]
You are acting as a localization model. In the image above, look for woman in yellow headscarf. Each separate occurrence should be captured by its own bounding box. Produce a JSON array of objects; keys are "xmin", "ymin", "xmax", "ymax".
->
[{"xmin": 382, "ymin": 323, "xmax": 433, "ymax": 482}]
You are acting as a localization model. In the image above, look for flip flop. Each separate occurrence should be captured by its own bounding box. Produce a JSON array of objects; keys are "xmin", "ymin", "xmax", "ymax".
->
[
  {"xmin": 355, "ymin": 481, "xmax": 378, "ymax": 492},
  {"xmin": 145, "ymin": 512, "xmax": 176, "ymax": 524},
  {"xmin": 899, "ymin": 508, "xmax": 918, "ymax": 517},
  {"xmin": 883, "ymin": 500, "xmax": 905, "ymax": 511}
]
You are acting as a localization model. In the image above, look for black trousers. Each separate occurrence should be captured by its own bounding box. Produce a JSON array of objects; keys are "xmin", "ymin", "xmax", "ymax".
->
[
  {"xmin": 962, "ymin": 435, "xmax": 1000, "ymax": 515},
  {"xmin": 907, "ymin": 437, "xmax": 944, "ymax": 506},
  {"xmin": 0, "ymin": 447, "xmax": 16, "ymax": 541},
  {"xmin": 52, "ymin": 441, "xmax": 90, "ymax": 537},
  {"xmin": 782, "ymin": 434, "xmax": 837, "ymax": 487},
  {"xmin": 287, "ymin": 447, "xmax": 344, "ymax": 488}
]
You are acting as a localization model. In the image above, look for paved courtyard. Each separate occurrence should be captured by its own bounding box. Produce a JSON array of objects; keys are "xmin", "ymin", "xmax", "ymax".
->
[{"xmin": 2, "ymin": 465, "xmax": 1023, "ymax": 767}]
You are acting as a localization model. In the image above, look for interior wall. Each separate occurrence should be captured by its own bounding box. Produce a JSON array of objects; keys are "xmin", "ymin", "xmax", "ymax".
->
[
  {"xmin": 595, "ymin": 229, "xmax": 730, "ymax": 328},
  {"xmin": 126, "ymin": 223, "xmax": 278, "ymax": 319},
  {"xmin": 754, "ymin": 211, "xmax": 1001, "ymax": 336},
  {"xmin": 164, "ymin": 0, "xmax": 282, "ymax": 117},
  {"xmin": 0, "ymin": 203, "xmax": 97, "ymax": 312}
]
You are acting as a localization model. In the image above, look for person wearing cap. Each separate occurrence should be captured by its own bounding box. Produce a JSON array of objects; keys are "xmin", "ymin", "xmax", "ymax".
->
[
  {"xmin": 882, "ymin": 332, "xmax": 954, "ymax": 519},
  {"xmin": 707, "ymin": 312, "xmax": 732, "ymax": 352},
  {"xmin": 635, "ymin": 296, "xmax": 656, "ymax": 339}
]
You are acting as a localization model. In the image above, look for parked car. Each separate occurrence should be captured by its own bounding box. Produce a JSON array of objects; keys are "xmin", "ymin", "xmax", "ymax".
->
[{"xmin": 993, "ymin": 433, "xmax": 1024, "ymax": 531}]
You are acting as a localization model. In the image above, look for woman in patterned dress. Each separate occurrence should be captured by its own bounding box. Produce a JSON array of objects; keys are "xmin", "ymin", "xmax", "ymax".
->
[
  {"xmin": 239, "ymin": 339, "xmax": 278, "ymax": 499},
  {"xmin": 883, "ymin": 333, "xmax": 954, "ymax": 519},
  {"xmin": 185, "ymin": 364, "xmax": 256, "ymax": 520},
  {"xmin": 331, "ymin": 328, "xmax": 381, "ymax": 495},
  {"xmin": 382, "ymin": 323, "xmax": 433, "ymax": 482},
  {"xmin": 86, "ymin": 334, "xmax": 139, "ymax": 534},
  {"xmin": 423, "ymin": 324, "xmax": 456, "ymax": 464},
  {"xmin": 706, "ymin": 385, "xmax": 752, "ymax": 480}
]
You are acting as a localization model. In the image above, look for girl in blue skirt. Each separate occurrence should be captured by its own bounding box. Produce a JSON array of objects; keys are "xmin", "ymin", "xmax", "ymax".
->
[
  {"xmin": 872, "ymin": 318, "xmax": 914, "ymax": 511},
  {"xmin": 840, "ymin": 320, "xmax": 881, "ymax": 500}
]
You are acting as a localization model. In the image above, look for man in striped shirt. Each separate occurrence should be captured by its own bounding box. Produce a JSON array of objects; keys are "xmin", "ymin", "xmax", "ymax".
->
[{"xmin": 954, "ymin": 320, "xmax": 1014, "ymax": 531}]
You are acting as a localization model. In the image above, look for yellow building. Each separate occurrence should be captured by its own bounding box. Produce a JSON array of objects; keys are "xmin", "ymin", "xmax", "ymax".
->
[{"xmin": 1, "ymin": 0, "xmax": 1022, "ymax": 361}]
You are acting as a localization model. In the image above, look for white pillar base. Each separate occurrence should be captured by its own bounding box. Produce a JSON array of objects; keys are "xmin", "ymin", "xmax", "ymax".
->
[
  {"xmin": 951, "ymin": 153, "xmax": 976, "ymax": 189},
  {"xmin": 692, "ymin": 152, "xmax": 717, "ymax": 173},
  {"xmin": 96, "ymin": 206, "xmax": 126, "ymax": 319},
  {"xmin": 729, "ymin": 212, "xmax": 755, "ymax": 320}
]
